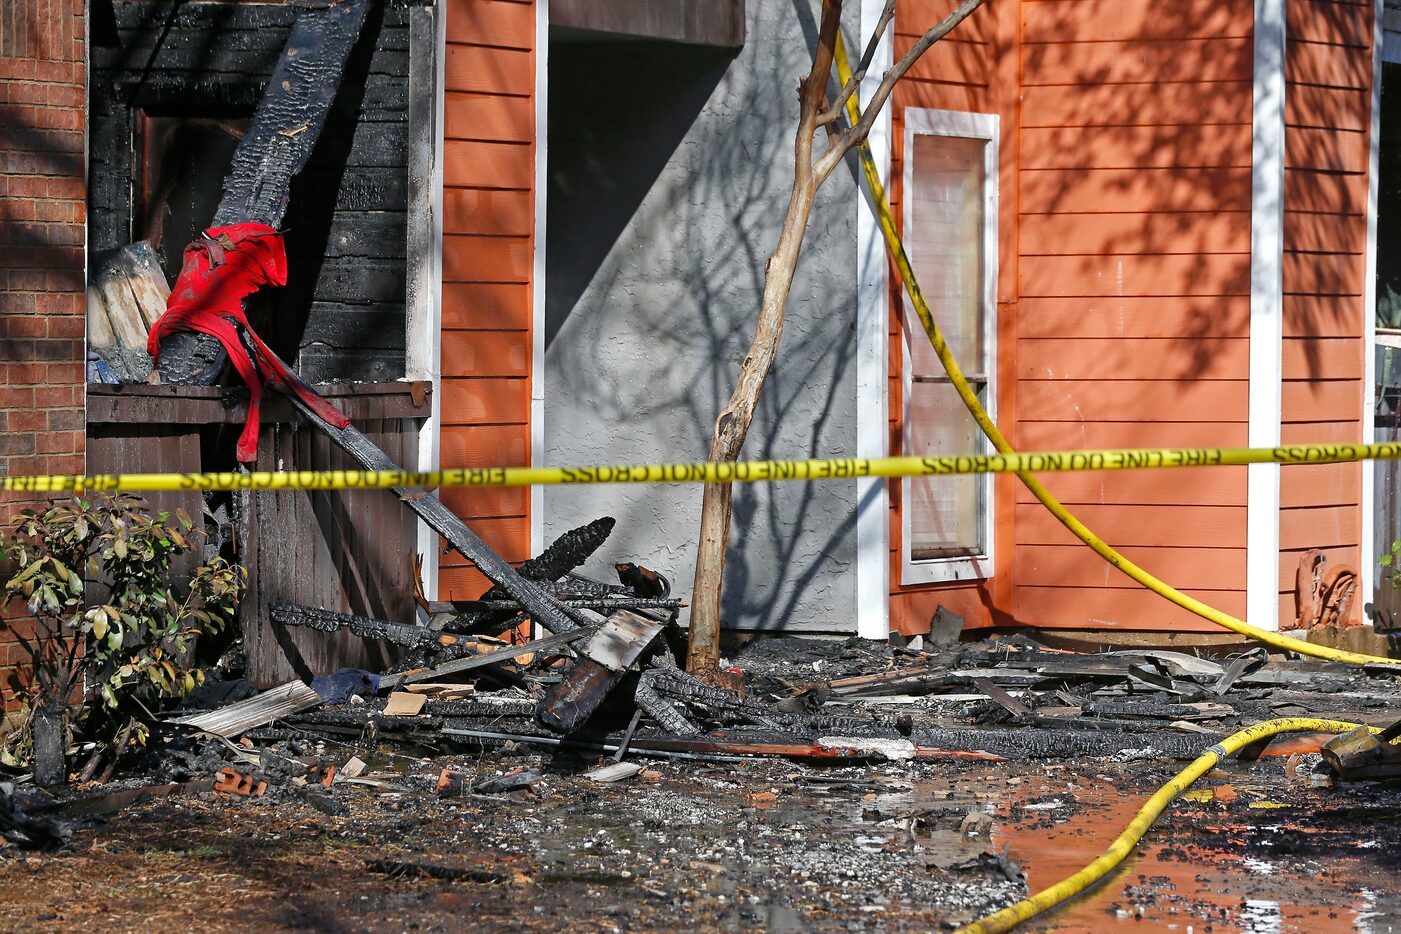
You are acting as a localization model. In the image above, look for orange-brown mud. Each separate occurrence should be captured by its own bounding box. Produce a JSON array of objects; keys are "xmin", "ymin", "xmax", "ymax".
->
[{"xmin": 0, "ymin": 754, "xmax": 1397, "ymax": 932}]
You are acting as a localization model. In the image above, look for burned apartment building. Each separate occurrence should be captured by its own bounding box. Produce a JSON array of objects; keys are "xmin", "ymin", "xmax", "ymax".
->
[{"xmin": 1, "ymin": 0, "xmax": 1398, "ymax": 699}]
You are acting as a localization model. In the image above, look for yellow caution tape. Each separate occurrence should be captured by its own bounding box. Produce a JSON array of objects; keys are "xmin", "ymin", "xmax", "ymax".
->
[
  {"xmin": 830, "ymin": 37, "xmax": 1400, "ymax": 667},
  {"xmin": 4, "ymin": 441, "xmax": 1401, "ymax": 494}
]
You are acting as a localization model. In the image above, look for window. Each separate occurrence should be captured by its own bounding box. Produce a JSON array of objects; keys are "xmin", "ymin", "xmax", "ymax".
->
[{"xmin": 900, "ymin": 109, "xmax": 998, "ymax": 584}]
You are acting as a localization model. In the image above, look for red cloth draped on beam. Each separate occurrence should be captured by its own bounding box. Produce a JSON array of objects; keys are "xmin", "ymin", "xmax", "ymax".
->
[{"xmin": 147, "ymin": 223, "xmax": 350, "ymax": 463}]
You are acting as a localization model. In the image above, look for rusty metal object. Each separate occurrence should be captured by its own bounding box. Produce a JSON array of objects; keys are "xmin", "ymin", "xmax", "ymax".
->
[{"xmin": 1295, "ymin": 549, "xmax": 1359, "ymax": 628}]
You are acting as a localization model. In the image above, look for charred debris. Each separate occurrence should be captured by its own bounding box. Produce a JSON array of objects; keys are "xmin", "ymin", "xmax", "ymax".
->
[{"xmin": 7, "ymin": 506, "xmax": 1401, "ymax": 849}]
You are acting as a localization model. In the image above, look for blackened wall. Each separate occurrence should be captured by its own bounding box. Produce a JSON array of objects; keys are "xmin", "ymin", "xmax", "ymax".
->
[{"xmin": 89, "ymin": 0, "xmax": 411, "ymax": 382}]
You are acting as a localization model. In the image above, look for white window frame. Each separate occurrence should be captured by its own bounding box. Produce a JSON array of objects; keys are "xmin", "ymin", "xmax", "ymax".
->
[{"xmin": 899, "ymin": 108, "xmax": 999, "ymax": 586}]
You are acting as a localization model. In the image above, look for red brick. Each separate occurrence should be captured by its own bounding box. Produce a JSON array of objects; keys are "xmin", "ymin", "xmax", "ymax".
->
[
  {"xmin": 0, "ymin": 292, "xmax": 37, "ymax": 314},
  {"xmin": 47, "ymin": 269, "xmax": 83, "ymax": 291},
  {"xmin": 46, "ymin": 409, "xmax": 82, "ymax": 432},
  {"xmin": 36, "ymin": 430, "xmax": 82, "ymax": 455},
  {"xmin": 46, "ymin": 315, "xmax": 83, "ymax": 338},
  {"xmin": 7, "ymin": 410, "xmax": 46, "ymax": 433},
  {"xmin": 34, "ymin": 292, "xmax": 80, "ymax": 315}
]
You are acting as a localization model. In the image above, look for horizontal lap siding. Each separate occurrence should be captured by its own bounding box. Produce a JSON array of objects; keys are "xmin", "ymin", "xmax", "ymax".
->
[
  {"xmin": 1278, "ymin": 0, "xmax": 1372, "ymax": 626},
  {"xmin": 890, "ymin": 1, "xmax": 1004, "ymax": 631},
  {"xmin": 439, "ymin": 0, "xmax": 535, "ymax": 600},
  {"xmin": 1013, "ymin": 0, "xmax": 1254, "ymax": 631}
]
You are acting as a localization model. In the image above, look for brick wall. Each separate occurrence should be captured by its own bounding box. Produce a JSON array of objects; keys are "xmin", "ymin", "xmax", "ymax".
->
[{"xmin": 0, "ymin": 0, "xmax": 87, "ymax": 714}]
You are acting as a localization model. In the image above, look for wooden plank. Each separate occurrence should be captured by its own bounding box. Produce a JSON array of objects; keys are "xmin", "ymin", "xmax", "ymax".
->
[
  {"xmin": 1279, "ymin": 419, "xmax": 1364, "ymax": 441},
  {"xmin": 1015, "ymin": 503, "xmax": 1246, "ymax": 547},
  {"xmin": 1018, "ymin": 379, "xmax": 1249, "ymax": 422},
  {"xmin": 1018, "ymin": 254, "xmax": 1250, "ymax": 298},
  {"xmin": 891, "ymin": 80, "xmax": 994, "ymax": 115},
  {"xmin": 439, "ymin": 377, "xmax": 531, "ymax": 425},
  {"xmin": 1287, "ymin": 85, "xmax": 1370, "ymax": 130},
  {"xmin": 439, "ymin": 565, "xmax": 495, "ymax": 600},
  {"xmin": 438, "ymin": 517, "xmax": 533, "ymax": 565},
  {"xmin": 1019, "ymin": 211, "xmax": 1250, "ymax": 257},
  {"xmin": 1280, "ymin": 504, "xmax": 1361, "ymax": 549},
  {"xmin": 1021, "ymin": 0, "xmax": 1251, "ymax": 43},
  {"xmin": 1020, "ymin": 125, "xmax": 1250, "ymax": 170},
  {"xmin": 1282, "ymin": 336, "xmax": 1363, "ymax": 379},
  {"xmin": 1021, "ymin": 168, "xmax": 1251, "ymax": 214},
  {"xmin": 1015, "ymin": 337, "xmax": 1248, "ymax": 381},
  {"xmin": 1288, "ymin": 0, "xmax": 1373, "ymax": 46},
  {"xmin": 443, "ymin": 92, "xmax": 532, "ymax": 142},
  {"xmin": 442, "ymin": 234, "xmax": 532, "ymax": 283},
  {"xmin": 1287, "ymin": 168, "xmax": 1367, "ymax": 214},
  {"xmin": 1013, "ymin": 585, "xmax": 1245, "ymax": 632},
  {"xmin": 440, "ymin": 485, "xmax": 530, "ymax": 520},
  {"xmin": 1281, "ymin": 379, "xmax": 1363, "ymax": 421},
  {"xmin": 1280, "ymin": 461, "xmax": 1363, "ymax": 507},
  {"xmin": 1283, "ymin": 294, "xmax": 1365, "ymax": 337},
  {"xmin": 898, "ymin": 0, "xmax": 995, "ymax": 42},
  {"xmin": 442, "ymin": 140, "xmax": 532, "ymax": 189},
  {"xmin": 1286, "ymin": 40, "xmax": 1371, "ymax": 89},
  {"xmin": 1016, "ymin": 420, "xmax": 1249, "ymax": 450},
  {"xmin": 443, "ymin": 43, "xmax": 533, "ymax": 95},
  {"xmin": 437, "ymin": 423, "xmax": 530, "ymax": 467},
  {"xmin": 443, "ymin": 187, "xmax": 533, "ymax": 236},
  {"xmin": 1283, "ymin": 252, "xmax": 1363, "ymax": 296},
  {"xmin": 1286, "ymin": 126, "xmax": 1369, "ymax": 173},
  {"xmin": 895, "ymin": 34, "xmax": 991, "ymax": 86},
  {"xmin": 1017, "ymin": 296, "xmax": 1251, "ymax": 339},
  {"xmin": 1016, "ymin": 544, "xmax": 1247, "ymax": 591},
  {"xmin": 441, "ymin": 329, "xmax": 531, "ymax": 377},
  {"xmin": 442, "ymin": 282, "xmax": 532, "ymax": 330},
  {"xmin": 1021, "ymin": 82, "xmax": 1251, "ymax": 127},
  {"xmin": 1015, "ymin": 465, "xmax": 1246, "ymax": 507},
  {"xmin": 444, "ymin": 0, "xmax": 534, "ymax": 49},
  {"xmin": 1022, "ymin": 39, "xmax": 1252, "ymax": 85},
  {"xmin": 1285, "ymin": 211, "xmax": 1368, "ymax": 253}
]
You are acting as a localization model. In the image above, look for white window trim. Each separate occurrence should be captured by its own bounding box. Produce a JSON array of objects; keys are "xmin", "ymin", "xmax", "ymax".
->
[
  {"xmin": 1362, "ymin": 0, "xmax": 1384, "ymax": 614},
  {"xmin": 899, "ymin": 108, "xmax": 999, "ymax": 587},
  {"xmin": 853, "ymin": 8, "xmax": 894, "ymax": 639},
  {"xmin": 1246, "ymin": 0, "xmax": 1286, "ymax": 631}
]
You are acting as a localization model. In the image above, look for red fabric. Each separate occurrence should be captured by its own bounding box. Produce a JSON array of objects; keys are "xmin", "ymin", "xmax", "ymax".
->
[{"xmin": 148, "ymin": 223, "xmax": 350, "ymax": 463}]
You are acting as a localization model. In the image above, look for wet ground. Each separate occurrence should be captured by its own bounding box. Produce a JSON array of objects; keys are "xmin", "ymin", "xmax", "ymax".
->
[{"xmin": 1, "ymin": 749, "xmax": 1398, "ymax": 933}]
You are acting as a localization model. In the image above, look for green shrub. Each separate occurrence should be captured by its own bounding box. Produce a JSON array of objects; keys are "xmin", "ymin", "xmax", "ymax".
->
[{"xmin": 1, "ymin": 494, "xmax": 246, "ymax": 770}]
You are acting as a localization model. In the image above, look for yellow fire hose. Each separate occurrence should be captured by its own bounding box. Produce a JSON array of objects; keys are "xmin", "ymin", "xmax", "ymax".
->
[
  {"xmin": 954, "ymin": 717, "xmax": 1367, "ymax": 933},
  {"xmin": 831, "ymin": 37, "xmax": 1399, "ymax": 668}
]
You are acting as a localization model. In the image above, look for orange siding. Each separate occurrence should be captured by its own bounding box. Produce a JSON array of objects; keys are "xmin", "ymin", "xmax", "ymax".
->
[
  {"xmin": 889, "ymin": 0, "xmax": 1006, "ymax": 631},
  {"xmin": 1012, "ymin": 0, "xmax": 1256, "ymax": 631},
  {"xmin": 1278, "ymin": 0, "xmax": 1372, "ymax": 625},
  {"xmin": 438, "ymin": 0, "xmax": 536, "ymax": 601}
]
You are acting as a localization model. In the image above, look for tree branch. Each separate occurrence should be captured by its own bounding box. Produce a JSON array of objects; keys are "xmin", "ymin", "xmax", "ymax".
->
[
  {"xmin": 817, "ymin": 0, "xmax": 895, "ymax": 126},
  {"xmin": 814, "ymin": 0, "xmax": 987, "ymax": 182}
]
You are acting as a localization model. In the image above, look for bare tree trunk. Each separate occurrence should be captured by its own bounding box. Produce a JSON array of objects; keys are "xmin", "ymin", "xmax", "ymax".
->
[
  {"xmin": 686, "ymin": 1, "xmax": 841, "ymax": 675},
  {"xmin": 684, "ymin": 0, "xmax": 987, "ymax": 677}
]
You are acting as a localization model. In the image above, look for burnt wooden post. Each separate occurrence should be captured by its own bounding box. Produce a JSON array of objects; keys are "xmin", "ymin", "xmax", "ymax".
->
[{"xmin": 157, "ymin": 0, "xmax": 373, "ymax": 384}]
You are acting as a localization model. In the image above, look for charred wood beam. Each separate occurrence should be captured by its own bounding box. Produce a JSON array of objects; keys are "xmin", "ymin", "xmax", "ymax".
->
[
  {"xmin": 271, "ymin": 602, "xmax": 432, "ymax": 648},
  {"xmin": 282, "ymin": 390, "xmax": 591, "ymax": 638},
  {"xmin": 498, "ymin": 516, "xmax": 616, "ymax": 590},
  {"xmin": 159, "ymin": 0, "xmax": 373, "ymax": 384},
  {"xmin": 267, "ymin": 357, "xmax": 695, "ymax": 735},
  {"xmin": 379, "ymin": 627, "xmax": 596, "ymax": 690},
  {"xmin": 448, "ymin": 596, "xmax": 682, "ymax": 618}
]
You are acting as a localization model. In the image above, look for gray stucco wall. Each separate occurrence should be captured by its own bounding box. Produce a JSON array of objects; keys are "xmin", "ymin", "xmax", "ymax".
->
[{"xmin": 543, "ymin": 1, "xmax": 862, "ymax": 634}]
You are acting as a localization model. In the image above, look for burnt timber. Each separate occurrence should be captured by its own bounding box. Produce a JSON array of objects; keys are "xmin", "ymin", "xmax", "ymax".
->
[{"xmin": 149, "ymin": 0, "xmax": 375, "ymax": 384}]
